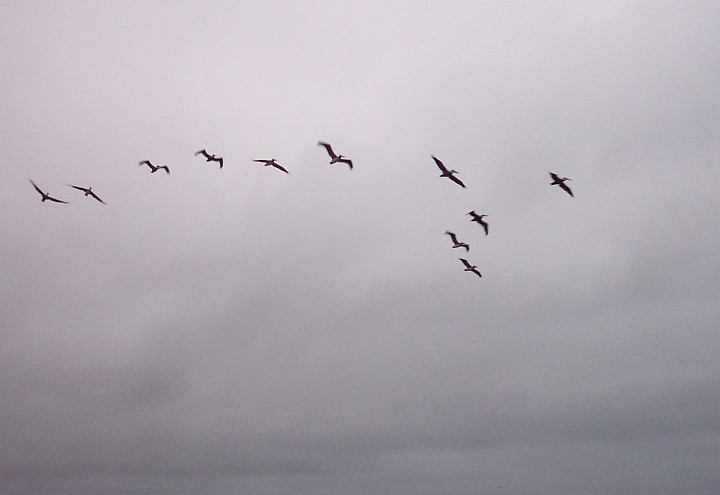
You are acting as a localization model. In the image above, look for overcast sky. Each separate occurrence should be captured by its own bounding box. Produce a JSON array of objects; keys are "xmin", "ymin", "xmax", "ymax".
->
[{"xmin": 2, "ymin": 1, "xmax": 720, "ymax": 494}]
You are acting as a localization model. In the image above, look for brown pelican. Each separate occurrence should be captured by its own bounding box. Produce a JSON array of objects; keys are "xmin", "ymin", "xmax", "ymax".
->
[
  {"xmin": 431, "ymin": 155, "xmax": 466, "ymax": 188},
  {"xmin": 466, "ymin": 210, "xmax": 489, "ymax": 235},
  {"xmin": 253, "ymin": 159, "xmax": 289, "ymax": 174},
  {"xmin": 445, "ymin": 231, "xmax": 469, "ymax": 251},
  {"xmin": 139, "ymin": 160, "xmax": 170, "ymax": 174},
  {"xmin": 68, "ymin": 184, "xmax": 106, "ymax": 204},
  {"xmin": 195, "ymin": 149, "xmax": 224, "ymax": 169},
  {"xmin": 318, "ymin": 142, "xmax": 353, "ymax": 169},
  {"xmin": 549, "ymin": 172, "xmax": 573, "ymax": 197},
  {"xmin": 30, "ymin": 180, "xmax": 68, "ymax": 204},
  {"xmin": 460, "ymin": 258, "xmax": 482, "ymax": 278}
]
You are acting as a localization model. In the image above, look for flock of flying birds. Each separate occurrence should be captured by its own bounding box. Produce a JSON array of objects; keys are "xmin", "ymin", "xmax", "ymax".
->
[{"xmin": 30, "ymin": 141, "xmax": 573, "ymax": 279}]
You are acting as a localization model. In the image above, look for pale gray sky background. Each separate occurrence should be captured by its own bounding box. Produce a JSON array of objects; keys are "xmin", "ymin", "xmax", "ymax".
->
[{"xmin": 2, "ymin": 1, "xmax": 719, "ymax": 494}]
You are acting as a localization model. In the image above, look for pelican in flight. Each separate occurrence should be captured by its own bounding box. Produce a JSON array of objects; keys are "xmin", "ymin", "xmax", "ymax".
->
[
  {"xmin": 549, "ymin": 172, "xmax": 573, "ymax": 197},
  {"xmin": 30, "ymin": 180, "xmax": 68, "ymax": 204},
  {"xmin": 445, "ymin": 231, "xmax": 469, "ymax": 251},
  {"xmin": 195, "ymin": 149, "xmax": 224, "ymax": 169},
  {"xmin": 68, "ymin": 184, "xmax": 106, "ymax": 204},
  {"xmin": 460, "ymin": 258, "xmax": 482, "ymax": 278},
  {"xmin": 318, "ymin": 142, "xmax": 353, "ymax": 169},
  {"xmin": 431, "ymin": 155, "xmax": 465, "ymax": 188},
  {"xmin": 253, "ymin": 159, "xmax": 289, "ymax": 174},
  {"xmin": 467, "ymin": 210, "xmax": 489, "ymax": 235},
  {"xmin": 139, "ymin": 160, "xmax": 170, "ymax": 174}
]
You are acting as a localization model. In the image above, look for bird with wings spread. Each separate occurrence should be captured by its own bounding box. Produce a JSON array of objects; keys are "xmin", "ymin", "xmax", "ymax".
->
[
  {"xmin": 253, "ymin": 159, "xmax": 289, "ymax": 174},
  {"xmin": 30, "ymin": 180, "xmax": 68, "ymax": 204},
  {"xmin": 195, "ymin": 149, "xmax": 224, "ymax": 169},
  {"xmin": 549, "ymin": 172, "xmax": 573, "ymax": 197},
  {"xmin": 460, "ymin": 258, "xmax": 482, "ymax": 278},
  {"xmin": 139, "ymin": 160, "xmax": 170, "ymax": 174},
  {"xmin": 445, "ymin": 231, "xmax": 469, "ymax": 251},
  {"xmin": 318, "ymin": 141, "xmax": 353, "ymax": 169},
  {"xmin": 432, "ymin": 155, "xmax": 466, "ymax": 188},
  {"xmin": 68, "ymin": 185, "xmax": 106, "ymax": 204}
]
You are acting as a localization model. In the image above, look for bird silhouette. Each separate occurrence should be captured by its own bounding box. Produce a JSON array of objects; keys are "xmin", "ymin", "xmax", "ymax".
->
[
  {"xmin": 460, "ymin": 258, "xmax": 482, "ymax": 278},
  {"xmin": 467, "ymin": 211, "xmax": 489, "ymax": 235},
  {"xmin": 30, "ymin": 180, "xmax": 68, "ymax": 204},
  {"xmin": 139, "ymin": 160, "xmax": 170, "ymax": 174},
  {"xmin": 253, "ymin": 159, "xmax": 289, "ymax": 174},
  {"xmin": 318, "ymin": 142, "xmax": 353, "ymax": 169},
  {"xmin": 549, "ymin": 172, "xmax": 573, "ymax": 197},
  {"xmin": 445, "ymin": 231, "xmax": 469, "ymax": 251},
  {"xmin": 432, "ymin": 155, "xmax": 466, "ymax": 188},
  {"xmin": 195, "ymin": 149, "xmax": 224, "ymax": 169},
  {"xmin": 68, "ymin": 184, "xmax": 106, "ymax": 204}
]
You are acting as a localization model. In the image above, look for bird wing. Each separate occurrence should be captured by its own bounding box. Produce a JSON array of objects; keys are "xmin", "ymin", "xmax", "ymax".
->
[
  {"xmin": 480, "ymin": 220, "xmax": 489, "ymax": 235},
  {"xmin": 460, "ymin": 258, "xmax": 472, "ymax": 269},
  {"xmin": 448, "ymin": 174, "xmax": 466, "ymax": 188},
  {"xmin": 471, "ymin": 268, "xmax": 482, "ymax": 277},
  {"xmin": 30, "ymin": 180, "xmax": 44, "ymax": 195},
  {"xmin": 559, "ymin": 182, "xmax": 574, "ymax": 197},
  {"xmin": 46, "ymin": 195, "xmax": 68, "ymax": 204},
  {"xmin": 339, "ymin": 158, "xmax": 353, "ymax": 170},
  {"xmin": 431, "ymin": 155, "xmax": 448, "ymax": 173},
  {"xmin": 88, "ymin": 190, "xmax": 106, "ymax": 204},
  {"xmin": 253, "ymin": 159, "xmax": 269, "ymax": 164},
  {"xmin": 194, "ymin": 149, "xmax": 207, "ymax": 157},
  {"xmin": 158, "ymin": 166, "xmax": 170, "ymax": 174},
  {"xmin": 318, "ymin": 142, "xmax": 337, "ymax": 159},
  {"xmin": 446, "ymin": 231, "xmax": 458, "ymax": 243},
  {"xmin": 217, "ymin": 157, "xmax": 223, "ymax": 168},
  {"xmin": 549, "ymin": 172, "xmax": 561, "ymax": 182},
  {"xmin": 272, "ymin": 163, "xmax": 289, "ymax": 174},
  {"xmin": 139, "ymin": 160, "xmax": 151, "ymax": 167},
  {"xmin": 69, "ymin": 184, "xmax": 86, "ymax": 192}
]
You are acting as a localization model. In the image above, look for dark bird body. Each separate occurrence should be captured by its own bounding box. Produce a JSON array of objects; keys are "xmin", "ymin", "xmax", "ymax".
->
[
  {"xmin": 445, "ymin": 231, "xmax": 469, "ymax": 251},
  {"xmin": 432, "ymin": 155, "xmax": 465, "ymax": 188},
  {"xmin": 254, "ymin": 159, "xmax": 289, "ymax": 174},
  {"xmin": 318, "ymin": 142, "xmax": 353, "ymax": 169},
  {"xmin": 139, "ymin": 160, "xmax": 170, "ymax": 174},
  {"xmin": 549, "ymin": 172, "xmax": 573, "ymax": 197},
  {"xmin": 69, "ymin": 184, "xmax": 106, "ymax": 204},
  {"xmin": 30, "ymin": 180, "xmax": 68, "ymax": 204},
  {"xmin": 195, "ymin": 149, "xmax": 224, "ymax": 169},
  {"xmin": 460, "ymin": 258, "xmax": 482, "ymax": 277},
  {"xmin": 467, "ymin": 210, "xmax": 489, "ymax": 235}
]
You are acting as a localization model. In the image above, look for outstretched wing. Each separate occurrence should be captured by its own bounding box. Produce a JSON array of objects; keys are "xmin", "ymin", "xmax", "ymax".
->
[
  {"xmin": 549, "ymin": 172, "xmax": 561, "ymax": 182},
  {"xmin": 30, "ymin": 180, "xmax": 45, "ymax": 196},
  {"xmin": 46, "ymin": 195, "xmax": 68, "ymax": 204},
  {"xmin": 272, "ymin": 163, "xmax": 289, "ymax": 174},
  {"xmin": 253, "ymin": 159, "xmax": 270, "ymax": 164},
  {"xmin": 431, "ymin": 155, "xmax": 448, "ymax": 174},
  {"xmin": 195, "ymin": 149, "xmax": 208, "ymax": 158},
  {"xmin": 318, "ymin": 141, "xmax": 337, "ymax": 159},
  {"xmin": 445, "ymin": 231, "xmax": 459, "ymax": 244},
  {"xmin": 471, "ymin": 267, "xmax": 482, "ymax": 277},
  {"xmin": 88, "ymin": 191, "xmax": 106, "ymax": 204},
  {"xmin": 217, "ymin": 157, "xmax": 223, "ymax": 169},
  {"xmin": 339, "ymin": 158, "xmax": 353, "ymax": 170},
  {"xmin": 158, "ymin": 165, "xmax": 170, "ymax": 174},
  {"xmin": 447, "ymin": 174, "xmax": 466, "ymax": 188},
  {"xmin": 69, "ymin": 184, "xmax": 86, "ymax": 192},
  {"xmin": 479, "ymin": 219, "xmax": 489, "ymax": 235},
  {"xmin": 139, "ymin": 160, "xmax": 151, "ymax": 167},
  {"xmin": 559, "ymin": 182, "xmax": 574, "ymax": 197},
  {"xmin": 460, "ymin": 258, "xmax": 472, "ymax": 269}
]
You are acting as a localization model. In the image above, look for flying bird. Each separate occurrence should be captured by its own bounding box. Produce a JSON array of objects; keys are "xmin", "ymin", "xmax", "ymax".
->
[
  {"xmin": 195, "ymin": 149, "xmax": 224, "ymax": 169},
  {"xmin": 431, "ymin": 155, "xmax": 466, "ymax": 188},
  {"xmin": 68, "ymin": 184, "xmax": 106, "ymax": 204},
  {"xmin": 467, "ymin": 210, "xmax": 489, "ymax": 235},
  {"xmin": 318, "ymin": 141, "xmax": 353, "ymax": 169},
  {"xmin": 549, "ymin": 172, "xmax": 573, "ymax": 197},
  {"xmin": 253, "ymin": 159, "xmax": 289, "ymax": 174},
  {"xmin": 30, "ymin": 180, "xmax": 68, "ymax": 204},
  {"xmin": 139, "ymin": 160, "xmax": 170, "ymax": 174},
  {"xmin": 445, "ymin": 231, "xmax": 469, "ymax": 251},
  {"xmin": 460, "ymin": 258, "xmax": 482, "ymax": 278}
]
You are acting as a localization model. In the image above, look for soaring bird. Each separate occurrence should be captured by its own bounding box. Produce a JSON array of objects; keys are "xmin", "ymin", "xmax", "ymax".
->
[
  {"xmin": 30, "ymin": 180, "xmax": 68, "ymax": 204},
  {"xmin": 68, "ymin": 184, "xmax": 106, "ymax": 204},
  {"xmin": 549, "ymin": 172, "xmax": 573, "ymax": 197},
  {"xmin": 253, "ymin": 159, "xmax": 289, "ymax": 174},
  {"xmin": 318, "ymin": 141, "xmax": 353, "ymax": 169},
  {"xmin": 139, "ymin": 160, "xmax": 170, "ymax": 174},
  {"xmin": 431, "ymin": 155, "xmax": 465, "ymax": 188},
  {"xmin": 445, "ymin": 231, "xmax": 469, "ymax": 251},
  {"xmin": 460, "ymin": 258, "xmax": 482, "ymax": 278},
  {"xmin": 195, "ymin": 149, "xmax": 224, "ymax": 169},
  {"xmin": 467, "ymin": 210, "xmax": 489, "ymax": 235}
]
